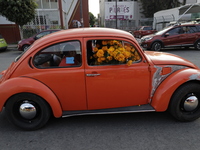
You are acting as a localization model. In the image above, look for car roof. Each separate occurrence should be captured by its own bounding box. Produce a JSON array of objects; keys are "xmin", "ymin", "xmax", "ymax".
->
[{"xmin": 31, "ymin": 28, "xmax": 134, "ymax": 50}]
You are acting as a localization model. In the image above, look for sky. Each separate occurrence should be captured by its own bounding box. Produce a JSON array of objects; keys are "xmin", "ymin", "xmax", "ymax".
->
[{"xmin": 89, "ymin": 0, "xmax": 99, "ymax": 17}]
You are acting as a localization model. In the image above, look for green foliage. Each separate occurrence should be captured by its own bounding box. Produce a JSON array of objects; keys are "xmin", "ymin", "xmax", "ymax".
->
[
  {"xmin": 139, "ymin": 0, "xmax": 183, "ymax": 18},
  {"xmin": 0, "ymin": 0, "xmax": 37, "ymax": 27},
  {"xmin": 89, "ymin": 12, "xmax": 96, "ymax": 26}
]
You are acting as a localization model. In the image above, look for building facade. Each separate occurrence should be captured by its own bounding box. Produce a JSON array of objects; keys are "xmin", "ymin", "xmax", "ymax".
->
[
  {"xmin": 99, "ymin": 0, "xmax": 144, "ymax": 31},
  {"xmin": 99, "ymin": 0, "xmax": 199, "ymax": 31}
]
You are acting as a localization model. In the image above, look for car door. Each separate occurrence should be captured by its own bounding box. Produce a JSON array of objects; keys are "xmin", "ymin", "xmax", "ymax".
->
[
  {"xmin": 180, "ymin": 26, "xmax": 198, "ymax": 45},
  {"xmin": 31, "ymin": 39, "xmax": 87, "ymax": 111},
  {"xmin": 162, "ymin": 27, "xmax": 183, "ymax": 47},
  {"xmin": 84, "ymin": 38, "xmax": 151, "ymax": 110}
]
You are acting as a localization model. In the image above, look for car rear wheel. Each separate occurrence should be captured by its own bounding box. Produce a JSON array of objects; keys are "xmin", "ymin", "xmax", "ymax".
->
[
  {"xmin": 5, "ymin": 93, "xmax": 51, "ymax": 130},
  {"xmin": 169, "ymin": 83, "xmax": 200, "ymax": 121},
  {"xmin": 151, "ymin": 42, "xmax": 162, "ymax": 51},
  {"xmin": 194, "ymin": 40, "xmax": 200, "ymax": 50},
  {"xmin": 22, "ymin": 44, "xmax": 30, "ymax": 51}
]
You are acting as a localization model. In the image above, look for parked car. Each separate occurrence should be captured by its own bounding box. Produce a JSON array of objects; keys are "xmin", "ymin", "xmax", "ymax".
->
[
  {"xmin": 17, "ymin": 29, "xmax": 61, "ymax": 51},
  {"xmin": 0, "ymin": 34, "xmax": 7, "ymax": 51},
  {"xmin": 133, "ymin": 26, "xmax": 157, "ymax": 38},
  {"xmin": 140, "ymin": 23, "xmax": 200, "ymax": 51},
  {"xmin": 1, "ymin": 28, "xmax": 200, "ymax": 130}
]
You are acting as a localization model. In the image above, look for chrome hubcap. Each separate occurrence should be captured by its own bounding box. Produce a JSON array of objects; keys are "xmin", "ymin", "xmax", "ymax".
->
[
  {"xmin": 184, "ymin": 95, "xmax": 199, "ymax": 111},
  {"xmin": 19, "ymin": 102, "xmax": 37, "ymax": 119}
]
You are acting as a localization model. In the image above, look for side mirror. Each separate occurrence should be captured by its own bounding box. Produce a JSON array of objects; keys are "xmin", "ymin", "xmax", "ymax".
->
[
  {"xmin": 165, "ymin": 33, "xmax": 169, "ymax": 37},
  {"xmin": 34, "ymin": 36, "xmax": 38, "ymax": 40}
]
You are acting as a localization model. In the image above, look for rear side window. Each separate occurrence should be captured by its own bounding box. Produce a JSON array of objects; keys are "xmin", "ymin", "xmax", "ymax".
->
[
  {"xmin": 0, "ymin": 34, "xmax": 3, "ymax": 38},
  {"xmin": 196, "ymin": 25, "xmax": 200, "ymax": 32},
  {"xmin": 182, "ymin": 26, "xmax": 198, "ymax": 33}
]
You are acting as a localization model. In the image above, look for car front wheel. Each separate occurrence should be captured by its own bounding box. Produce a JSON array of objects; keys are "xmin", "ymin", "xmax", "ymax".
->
[
  {"xmin": 169, "ymin": 83, "xmax": 200, "ymax": 121},
  {"xmin": 5, "ymin": 93, "xmax": 51, "ymax": 130},
  {"xmin": 151, "ymin": 42, "xmax": 162, "ymax": 51}
]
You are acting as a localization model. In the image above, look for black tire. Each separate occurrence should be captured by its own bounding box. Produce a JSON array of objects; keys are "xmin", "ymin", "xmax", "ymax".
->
[
  {"xmin": 194, "ymin": 40, "xmax": 200, "ymax": 50},
  {"xmin": 5, "ymin": 93, "xmax": 51, "ymax": 130},
  {"xmin": 22, "ymin": 44, "xmax": 30, "ymax": 51},
  {"xmin": 151, "ymin": 42, "xmax": 162, "ymax": 51},
  {"xmin": 169, "ymin": 83, "xmax": 200, "ymax": 121}
]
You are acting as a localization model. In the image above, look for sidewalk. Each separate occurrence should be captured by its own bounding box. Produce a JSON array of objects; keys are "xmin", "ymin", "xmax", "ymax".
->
[{"xmin": 7, "ymin": 44, "xmax": 17, "ymax": 49}]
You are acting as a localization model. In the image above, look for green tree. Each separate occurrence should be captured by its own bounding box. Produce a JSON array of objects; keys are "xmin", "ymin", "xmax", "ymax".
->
[
  {"xmin": 89, "ymin": 12, "xmax": 96, "ymax": 27},
  {"xmin": 0, "ymin": 0, "xmax": 37, "ymax": 38},
  {"xmin": 139, "ymin": 0, "xmax": 183, "ymax": 18}
]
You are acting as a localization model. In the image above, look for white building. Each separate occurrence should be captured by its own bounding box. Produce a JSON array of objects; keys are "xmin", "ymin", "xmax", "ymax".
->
[
  {"xmin": 99, "ymin": 0, "xmax": 144, "ymax": 31},
  {"xmin": 154, "ymin": 0, "xmax": 200, "ymax": 30}
]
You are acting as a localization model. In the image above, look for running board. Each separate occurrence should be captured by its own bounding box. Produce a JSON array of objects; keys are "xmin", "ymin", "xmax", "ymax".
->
[{"xmin": 62, "ymin": 104, "xmax": 155, "ymax": 118}]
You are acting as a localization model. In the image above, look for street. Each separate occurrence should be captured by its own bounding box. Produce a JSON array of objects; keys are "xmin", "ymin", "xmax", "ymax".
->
[{"xmin": 1, "ymin": 47, "xmax": 200, "ymax": 150}]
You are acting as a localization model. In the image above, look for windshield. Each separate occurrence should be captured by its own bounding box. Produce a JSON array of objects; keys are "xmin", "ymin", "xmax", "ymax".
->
[{"xmin": 155, "ymin": 26, "xmax": 173, "ymax": 35}]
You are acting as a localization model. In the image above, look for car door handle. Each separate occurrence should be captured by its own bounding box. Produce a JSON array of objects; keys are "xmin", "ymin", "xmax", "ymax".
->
[{"xmin": 86, "ymin": 73, "xmax": 101, "ymax": 77}]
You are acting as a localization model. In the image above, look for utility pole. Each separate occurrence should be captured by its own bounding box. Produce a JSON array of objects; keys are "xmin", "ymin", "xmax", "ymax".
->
[{"xmin": 116, "ymin": 0, "xmax": 117, "ymax": 29}]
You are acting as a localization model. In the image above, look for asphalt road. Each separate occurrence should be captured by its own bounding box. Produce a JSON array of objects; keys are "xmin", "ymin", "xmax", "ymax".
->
[{"xmin": 1, "ymin": 47, "xmax": 200, "ymax": 150}]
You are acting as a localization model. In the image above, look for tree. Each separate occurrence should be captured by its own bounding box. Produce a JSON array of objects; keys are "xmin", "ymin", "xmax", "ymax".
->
[
  {"xmin": 139, "ymin": 0, "xmax": 183, "ymax": 18},
  {"xmin": 0, "ymin": 0, "xmax": 37, "ymax": 38},
  {"xmin": 89, "ymin": 12, "xmax": 96, "ymax": 27}
]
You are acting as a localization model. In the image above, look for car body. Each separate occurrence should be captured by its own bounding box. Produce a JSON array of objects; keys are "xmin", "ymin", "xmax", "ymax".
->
[
  {"xmin": 0, "ymin": 34, "xmax": 7, "ymax": 51},
  {"xmin": 1, "ymin": 28, "xmax": 200, "ymax": 130},
  {"xmin": 133, "ymin": 26, "xmax": 157, "ymax": 38},
  {"xmin": 140, "ymin": 23, "xmax": 200, "ymax": 51},
  {"xmin": 17, "ymin": 29, "xmax": 61, "ymax": 51}
]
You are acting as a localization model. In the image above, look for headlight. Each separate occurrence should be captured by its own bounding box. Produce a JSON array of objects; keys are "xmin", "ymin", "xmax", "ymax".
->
[
  {"xmin": 18, "ymin": 40, "xmax": 22, "ymax": 44},
  {"xmin": 142, "ymin": 37, "xmax": 153, "ymax": 42}
]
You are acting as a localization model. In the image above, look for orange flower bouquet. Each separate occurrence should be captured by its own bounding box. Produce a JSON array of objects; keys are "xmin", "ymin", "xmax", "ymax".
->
[{"xmin": 91, "ymin": 40, "xmax": 140, "ymax": 66}]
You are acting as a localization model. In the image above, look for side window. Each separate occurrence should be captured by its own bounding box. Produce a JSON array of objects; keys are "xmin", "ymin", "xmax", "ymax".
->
[
  {"xmin": 87, "ymin": 40, "xmax": 141, "ymax": 66},
  {"xmin": 35, "ymin": 31, "xmax": 51, "ymax": 39},
  {"xmin": 33, "ymin": 40, "xmax": 82, "ymax": 68},
  {"xmin": 168, "ymin": 27, "xmax": 181, "ymax": 35}
]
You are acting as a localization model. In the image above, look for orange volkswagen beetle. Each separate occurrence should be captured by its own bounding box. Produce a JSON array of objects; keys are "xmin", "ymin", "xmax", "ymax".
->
[{"xmin": 1, "ymin": 28, "xmax": 200, "ymax": 130}]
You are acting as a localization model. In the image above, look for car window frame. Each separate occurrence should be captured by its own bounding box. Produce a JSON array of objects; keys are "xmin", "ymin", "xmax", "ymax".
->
[
  {"xmin": 86, "ymin": 38, "xmax": 142, "ymax": 67},
  {"xmin": 32, "ymin": 40, "xmax": 82, "ymax": 69}
]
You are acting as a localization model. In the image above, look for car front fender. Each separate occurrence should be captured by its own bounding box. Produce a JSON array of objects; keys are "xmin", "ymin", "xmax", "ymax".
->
[
  {"xmin": 151, "ymin": 68, "xmax": 200, "ymax": 111},
  {"xmin": 0, "ymin": 77, "xmax": 62, "ymax": 118}
]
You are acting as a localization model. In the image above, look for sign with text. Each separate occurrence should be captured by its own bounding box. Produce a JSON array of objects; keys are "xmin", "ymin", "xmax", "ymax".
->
[{"xmin": 105, "ymin": 2, "xmax": 134, "ymax": 20}]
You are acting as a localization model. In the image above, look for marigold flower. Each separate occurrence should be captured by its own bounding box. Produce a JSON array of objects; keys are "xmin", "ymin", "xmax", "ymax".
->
[
  {"xmin": 93, "ymin": 47, "xmax": 99, "ymax": 52},
  {"xmin": 127, "ymin": 60, "xmax": 133, "ymax": 66},
  {"xmin": 96, "ymin": 49, "xmax": 104, "ymax": 57},
  {"xmin": 102, "ymin": 40, "xmax": 108, "ymax": 45},
  {"xmin": 102, "ymin": 46, "xmax": 108, "ymax": 51},
  {"xmin": 116, "ymin": 53, "xmax": 125, "ymax": 62},
  {"xmin": 107, "ymin": 56, "xmax": 113, "ymax": 61}
]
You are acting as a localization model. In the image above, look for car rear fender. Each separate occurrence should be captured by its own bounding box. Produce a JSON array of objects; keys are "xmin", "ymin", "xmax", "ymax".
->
[
  {"xmin": 0, "ymin": 77, "xmax": 62, "ymax": 117},
  {"xmin": 151, "ymin": 68, "xmax": 200, "ymax": 111}
]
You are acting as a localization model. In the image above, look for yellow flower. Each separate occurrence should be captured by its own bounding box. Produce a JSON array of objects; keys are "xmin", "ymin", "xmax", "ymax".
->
[
  {"xmin": 101, "ymin": 57, "xmax": 106, "ymax": 61},
  {"xmin": 102, "ymin": 40, "xmax": 108, "ymax": 45},
  {"xmin": 115, "ymin": 53, "xmax": 125, "ymax": 62},
  {"xmin": 123, "ymin": 51, "xmax": 131, "ymax": 59},
  {"xmin": 127, "ymin": 60, "xmax": 133, "ymax": 66},
  {"xmin": 93, "ymin": 47, "xmax": 99, "ymax": 52},
  {"xmin": 102, "ymin": 46, "xmax": 108, "ymax": 51},
  {"xmin": 107, "ymin": 56, "xmax": 113, "ymax": 61},
  {"xmin": 96, "ymin": 49, "xmax": 104, "ymax": 57}
]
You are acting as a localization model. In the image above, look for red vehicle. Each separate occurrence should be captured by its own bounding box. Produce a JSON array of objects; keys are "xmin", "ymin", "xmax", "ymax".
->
[
  {"xmin": 1, "ymin": 28, "xmax": 200, "ymax": 130},
  {"xmin": 133, "ymin": 26, "xmax": 157, "ymax": 38},
  {"xmin": 17, "ymin": 29, "xmax": 61, "ymax": 51},
  {"xmin": 140, "ymin": 23, "xmax": 200, "ymax": 51}
]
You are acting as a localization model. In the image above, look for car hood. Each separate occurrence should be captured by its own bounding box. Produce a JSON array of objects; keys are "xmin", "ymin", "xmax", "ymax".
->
[{"xmin": 144, "ymin": 51, "xmax": 198, "ymax": 69}]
